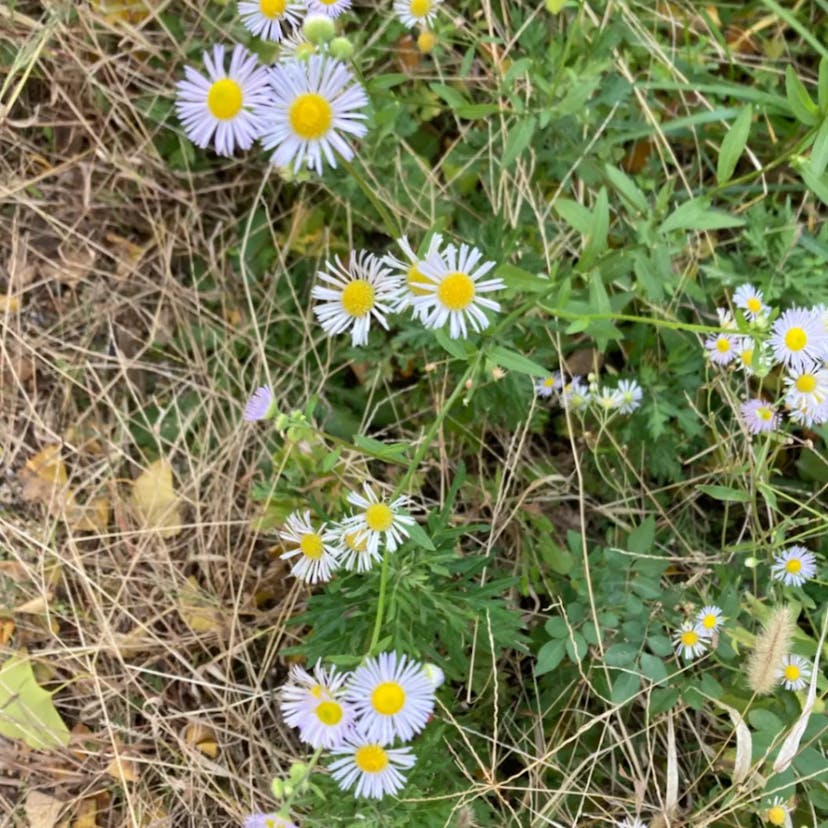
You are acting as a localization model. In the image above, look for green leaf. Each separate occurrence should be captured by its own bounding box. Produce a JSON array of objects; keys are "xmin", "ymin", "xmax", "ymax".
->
[
  {"xmin": 819, "ymin": 56, "xmax": 828, "ymax": 113},
  {"xmin": 604, "ymin": 643, "xmax": 638, "ymax": 667},
  {"xmin": 554, "ymin": 198, "xmax": 594, "ymax": 236},
  {"xmin": 582, "ymin": 187, "xmax": 610, "ymax": 267},
  {"xmin": 352, "ymin": 435, "xmax": 408, "ymax": 465},
  {"xmin": 488, "ymin": 345, "xmax": 548, "ymax": 377},
  {"xmin": 717, "ymin": 105, "xmax": 753, "ymax": 184},
  {"xmin": 405, "ymin": 521, "xmax": 436, "ymax": 551},
  {"xmin": 697, "ymin": 484, "xmax": 750, "ymax": 503},
  {"xmin": 658, "ymin": 198, "xmax": 745, "ymax": 234},
  {"xmin": 639, "ymin": 653, "xmax": 668, "ymax": 684},
  {"xmin": 433, "ymin": 328, "xmax": 471, "ymax": 359},
  {"xmin": 566, "ymin": 632, "xmax": 587, "ymax": 664},
  {"xmin": 799, "ymin": 161, "xmax": 828, "ymax": 208},
  {"xmin": 604, "ymin": 163, "xmax": 648, "ymax": 213},
  {"xmin": 610, "ymin": 670, "xmax": 640, "ymax": 705},
  {"xmin": 495, "ymin": 263, "xmax": 552, "ymax": 293},
  {"xmin": 320, "ymin": 446, "xmax": 343, "ymax": 473},
  {"xmin": 785, "ymin": 65, "xmax": 819, "ymax": 126},
  {"xmin": 627, "ymin": 516, "xmax": 655, "ymax": 555},
  {"xmin": 454, "ymin": 103, "xmax": 501, "ymax": 119},
  {"xmin": 429, "ymin": 83, "xmax": 469, "ymax": 109},
  {"xmin": 502, "ymin": 116, "xmax": 536, "ymax": 168},
  {"xmin": 811, "ymin": 118, "xmax": 828, "ymax": 177},
  {"xmin": 0, "ymin": 653, "xmax": 70, "ymax": 750},
  {"xmin": 535, "ymin": 639, "xmax": 566, "ymax": 676}
]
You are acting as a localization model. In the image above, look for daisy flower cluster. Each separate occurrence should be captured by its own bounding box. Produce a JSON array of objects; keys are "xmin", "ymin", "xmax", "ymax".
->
[
  {"xmin": 312, "ymin": 236, "xmax": 505, "ymax": 345},
  {"xmin": 533, "ymin": 370, "xmax": 643, "ymax": 416},
  {"xmin": 673, "ymin": 603, "xmax": 725, "ymax": 661},
  {"xmin": 276, "ymin": 653, "xmax": 442, "ymax": 800},
  {"xmin": 703, "ymin": 284, "xmax": 828, "ymax": 432}
]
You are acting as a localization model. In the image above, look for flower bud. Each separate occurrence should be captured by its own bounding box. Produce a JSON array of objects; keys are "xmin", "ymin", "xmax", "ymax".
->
[
  {"xmin": 329, "ymin": 36, "xmax": 354, "ymax": 60},
  {"xmin": 303, "ymin": 14, "xmax": 336, "ymax": 44}
]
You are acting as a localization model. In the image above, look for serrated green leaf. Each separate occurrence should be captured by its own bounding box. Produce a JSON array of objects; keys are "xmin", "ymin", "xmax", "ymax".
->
[{"xmin": 717, "ymin": 105, "xmax": 753, "ymax": 184}]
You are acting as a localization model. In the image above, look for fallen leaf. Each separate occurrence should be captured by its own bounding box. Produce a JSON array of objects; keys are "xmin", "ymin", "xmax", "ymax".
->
[
  {"xmin": 0, "ymin": 293, "xmax": 20, "ymax": 312},
  {"xmin": 181, "ymin": 722, "xmax": 219, "ymax": 759},
  {"xmin": 131, "ymin": 460, "xmax": 183, "ymax": 538},
  {"xmin": 0, "ymin": 652, "xmax": 70, "ymax": 750},
  {"xmin": 15, "ymin": 593, "xmax": 53, "ymax": 615},
  {"xmin": 20, "ymin": 446, "xmax": 69, "ymax": 508},
  {"xmin": 0, "ymin": 560, "xmax": 28, "ymax": 582},
  {"xmin": 71, "ymin": 796, "xmax": 98, "ymax": 828},
  {"xmin": 0, "ymin": 618, "xmax": 14, "ymax": 645},
  {"xmin": 90, "ymin": 0, "xmax": 158, "ymax": 23},
  {"xmin": 65, "ymin": 498, "xmax": 110, "ymax": 533},
  {"xmin": 24, "ymin": 791, "xmax": 66, "ymax": 828},
  {"xmin": 396, "ymin": 34, "xmax": 420, "ymax": 73},
  {"xmin": 177, "ymin": 578, "xmax": 223, "ymax": 635},
  {"xmin": 105, "ymin": 742, "xmax": 139, "ymax": 782}
]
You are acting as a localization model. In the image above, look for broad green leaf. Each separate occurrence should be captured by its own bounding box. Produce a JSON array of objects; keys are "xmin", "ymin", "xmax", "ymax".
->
[
  {"xmin": 433, "ymin": 328, "xmax": 471, "ymax": 359},
  {"xmin": 604, "ymin": 643, "xmax": 638, "ymax": 667},
  {"xmin": 352, "ymin": 435, "xmax": 408, "ymax": 465},
  {"xmin": 454, "ymin": 103, "xmax": 501, "ymax": 119},
  {"xmin": 799, "ymin": 162, "xmax": 828, "ymax": 208},
  {"xmin": 429, "ymin": 83, "xmax": 470, "ymax": 109},
  {"xmin": 495, "ymin": 263, "xmax": 552, "ymax": 293},
  {"xmin": 785, "ymin": 65, "xmax": 819, "ymax": 126},
  {"xmin": 502, "ymin": 116, "xmax": 536, "ymax": 168},
  {"xmin": 610, "ymin": 670, "xmax": 640, "ymax": 705},
  {"xmin": 488, "ymin": 345, "xmax": 548, "ymax": 377},
  {"xmin": 605, "ymin": 163, "xmax": 648, "ymax": 213},
  {"xmin": 811, "ymin": 118, "xmax": 828, "ymax": 177},
  {"xmin": 582, "ymin": 187, "xmax": 610, "ymax": 267},
  {"xmin": 658, "ymin": 198, "xmax": 745, "ymax": 234},
  {"xmin": 0, "ymin": 654, "xmax": 70, "ymax": 750},
  {"xmin": 697, "ymin": 484, "xmax": 750, "ymax": 502},
  {"xmin": 565, "ymin": 632, "xmax": 587, "ymax": 664},
  {"xmin": 640, "ymin": 653, "xmax": 668, "ymax": 684},
  {"xmin": 717, "ymin": 105, "xmax": 753, "ymax": 184},
  {"xmin": 554, "ymin": 198, "xmax": 594, "ymax": 236},
  {"xmin": 535, "ymin": 639, "xmax": 566, "ymax": 676}
]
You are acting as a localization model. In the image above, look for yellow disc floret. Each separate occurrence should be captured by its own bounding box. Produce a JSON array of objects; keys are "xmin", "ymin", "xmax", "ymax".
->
[
  {"xmin": 747, "ymin": 297, "xmax": 762, "ymax": 314},
  {"xmin": 437, "ymin": 271, "xmax": 475, "ymax": 311},
  {"xmin": 417, "ymin": 31, "xmax": 437, "ymax": 53},
  {"xmin": 260, "ymin": 0, "xmax": 287, "ymax": 17},
  {"xmin": 300, "ymin": 533, "xmax": 324, "ymax": 559},
  {"xmin": 406, "ymin": 265, "xmax": 433, "ymax": 296},
  {"xmin": 354, "ymin": 744, "xmax": 389, "ymax": 773},
  {"xmin": 289, "ymin": 92, "xmax": 333, "ymax": 140},
  {"xmin": 757, "ymin": 406, "xmax": 773, "ymax": 421},
  {"xmin": 315, "ymin": 700, "xmax": 343, "ymax": 725},
  {"xmin": 785, "ymin": 327, "xmax": 807, "ymax": 351},
  {"xmin": 715, "ymin": 337, "xmax": 731, "ymax": 353},
  {"xmin": 785, "ymin": 557, "xmax": 802, "ymax": 574},
  {"xmin": 409, "ymin": 0, "xmax": 431, "ymax": 18},
  {"xmin": 344, "ymin": 531, "xmax": 368, "ymax": 552},
  {"xmin": 681, "ymin": 630, "xmax": 699, "ymax": 647},
  {"xmin": 207, "ymin": 78, "xmax": 243, "ymax": 120},
  {"xmin": 796, "ymin": 373, "xmax": 817, "ymax": 393},
  {"xmin": 784, "ymin": 665, "xmax": 801, "ymax": 683},
  {"xmin": 767, "ymin": 805, "xmax": 787, "ymax": 826},
  {"xmin": 341, "ymin": 280, "xmax": 375, "ymax": 318},
  {"xmin": 371, "ymin": 681, "xmax": 406, "ymax": 715},
  {"xmin": 701, "ymin": 614, "xmax": 717, "ymax": 629},
  {"xmin": 365, "ymin": 503, "xmax": 394, "ymax": 532}
]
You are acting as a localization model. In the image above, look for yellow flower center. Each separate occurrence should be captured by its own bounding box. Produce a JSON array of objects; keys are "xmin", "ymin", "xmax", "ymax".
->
[
  {"xmin": 344, "ymin": 531, "xmax": 368, "ymax": 552},
  {"xmin": 702, "ymin": 614, "xmax": 717, "ymax": 629},
  {"xmin": 409, "ymin": 0, "xmax": 431, "ymax": 17},
  {"xmin": 315, "ymin": 700, "xmax": 343, "ymax": 725},
  {"xmin": 740, "ymin": 348, "xmax": 753, "ymax": 366},
  {"xmin": 746, "ymin": 297, "xmax": 762, "ymax": 313},
  {"xmin": 785, "ymin": 326, "xmax": 807, "ymax": 351},
  {"xmin": 406, "ymin": 265, "xmax": 432, "ymax": 296},
  {"xmin": 260, "ymin": 0, "xmax": 287, "ymax": 17},
  {"xmin": 295, "ymin": 42, "xmax": 317, "ymax": 59},
  {"xmin": 680, "ymin": 630, "xmax": 699, "ymax": 647},
  {"xmin": 418, "ymin": 31, "xmax": 437, "ymax": 53},
  {"xmin": 767, "ymin": 805, "xmax": 787, "ymax": 826},
  {"xmin": 543, "ymin": 377, "xmax": 556, "ymax": 388},
  {"xmin": 715, "ymin": 336, "xmax": 731, "ymax": 353},
  {"xmin": 796, "ymin": 373, "xmax": 817, "ymax": 393},
  {"xmin": 354, "ymin": 744, "xmax": 389, "ymax": 773},
  {"xmin": 784, "ymin": 664, "xmax": 801, "ymax": 682},
  {"xmin": 437, "ymin": 271, "xmax": 475, "ymax": 311},
  {"xmin": 371, "ymin": 681, "xmax": 406, "ymax": 715},
  {"xmin": 340, "ymin": 280, "xmax": 375, "ymax": 318},
  {"xmin": 206, "ymin": 78, "xmax": 243, "ymax": 120},
  {"xmin": 299, "ymin": 533, "xmax": 324, "ymax": 559},
  {"xmin": 310, "ymin": 684, "xmax": 323, "ymax": 698},
  {"xmin": 785, "ymin": 558, "xmax": 802, "ymax": 574},
  {"xmin": 365, "ymin": 503, "xmax": 393, "ymax": 532},
  {"xmin": 318, "ymin": 0, "xmax": 337, "ymax": 5},
  {"xmin": 757, "ymin": 406, "xmax": 773, "ymax": 421},
  {"xmin": 288, "ymin": 92, "xmax": 333, "ymax": 140}
]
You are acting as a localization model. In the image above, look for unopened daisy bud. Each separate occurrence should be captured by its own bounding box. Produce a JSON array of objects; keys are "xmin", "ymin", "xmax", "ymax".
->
[
  {"xmin": 303, "ymin": 13, "xmax": 336, "ymax": 44},
  {"xmin": 417, "ymin": 30, "xmax": 437, "ymax": 53},
  {"xmin": 422, "ymin": 663, "xmax": 445, "ymax": 688},
  {"xmin": 329, "ymin": 36, "xmax": 354, "ymax": 60},
  {"xmin": 270, "ymin": 777, "xmax": 285, "ymax": 799}
]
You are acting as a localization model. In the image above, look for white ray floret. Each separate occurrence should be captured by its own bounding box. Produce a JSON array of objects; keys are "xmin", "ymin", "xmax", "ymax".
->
[
  {"xmin": 768, "ymin": 307, "xmax": 828, "ymax": 372},
  {"xmin": 777, "ymin": 654, "xmax": 811, "ymax": 691},
  {"xmin": 393, "ymin": 0, "xmax": 442, "ymax": 28},
  {"xmin": 238, "ymin": 0, "xmax": 306, "ymax": 41},
  {"xmin": 765, "ymin": 797, "xmax": 792, "ymax": 828},
  {"xmin": 279, "ymin": 510, "xmax": 340, "ymax": 583},
  {"xmin": 341, "ymin": 483, "xmax": 415, "ymax": 557},
  {"xmin": 770, "ymin": 545, "xmax": 817, "ymax": 587},
  {"xmin": 345, "ymin": 651, "xmax": 436, "ymax": 743},
  {"xmin": 694, "ymin": 605, "xmax": 724, "ymax": 638},
  {"xmin": 243, "ymin": 814, "xmax": 298, "ymax": 828},
  {"xmin": 280, "ymin": 661, "xmax": 348, "ymax": 725},
  {"xmin": 561, "ymin": 376, "xmax": 590, "ymax": 411},
  {"xmin": 175, "ymin": 44, "xmax": 272, "ymax": 157},
  {"xmin": 784, "ymin": 366, "xmax": 828, "ymax": 411},
  {"xmin": 382, "ymin": 235, "xmax": 444, "ymax": 320},
  {"xmin": 788, "ymin": 398, "xmax": 828, "ymax": 427},
  {"xmin": 329, "ymin": 736, "xmax": 416, "ymax": 799},
  {"xmin": 615, "ymin": 379, "xmax": 643, "ymax": 413},
  {"xmin": 334, "ymin": 525, "xmax": 382, "ymax": 573},
  {"xmin": 412, "ymin": 243, "xmax": 504, "ymax": 339},
  {"xmin": 312, "ymin": 251, "xmax": 400, "ymax": 347},
  {"xmin": 733, "ymin": 283, "xmax": 768, "ymax": 320},
  {"xmin": 307, "ymin": 0, "xmax": 351, "ymax": 16},
  {"xmin": 704, "ymin": 331, "xmax": 737, "ymax": 365},
  {"xmin": 616, "ymin": 818, "xmax": 648, "ymax": 828},
  {"xmin": 534, "ymin": 371, "xmax": 564, "ymax": 399},
  {"xmin": 262, "ymin": 55, "xmax": 368, "ymax": 174},
  {"xmin": 673, "ymin": 622, "xmax": 707, "ymax": 660},
  {"xmin": 740, "ymin": 398, "xmax": 779, "ymax": 434}
]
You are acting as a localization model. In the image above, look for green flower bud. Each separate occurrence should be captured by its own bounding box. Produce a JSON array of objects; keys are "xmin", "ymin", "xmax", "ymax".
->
[
  {"xmin": 271, "ymin": 778, "xmax": 285, "ymax": 799},
  {"xmin": 329, "ymin": 36, "xmax": 354, "ymax": 61},
  {"xmin": 303, "ymin": 14, "xmax": 335, "ymax": 44}
]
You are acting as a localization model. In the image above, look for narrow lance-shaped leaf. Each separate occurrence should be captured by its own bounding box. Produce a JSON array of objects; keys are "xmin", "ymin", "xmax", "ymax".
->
[{"xmin": 717, "ymin": 105, "xmax": 753, "ymax": 184}]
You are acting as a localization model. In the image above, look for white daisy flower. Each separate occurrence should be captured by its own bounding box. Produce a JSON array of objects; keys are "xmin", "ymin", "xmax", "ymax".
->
[
  {"xmin": 769, "ymin": 307, "xmax": 828, "ymax": 372},
  {"xmin": 615, "ymin": 379, "xmax": 643, "ymax": 413},
  {"xmin": 262, "ymin": 55, "xmax": 368, "ymax": 174},
  {"xmin": 595, "ymin": 386, "xmax": 622, "ymax": 412},
  {"xmin": 534, "ymin": 371, "xmax": 564, "ymax": 399},
  {"xmin": 561, "ymin": 376, "xmax": 590, "ymax": 411},
  {"xmin": 770, "ymin": 545, "xmax": 817, "ymax": 587},
  {"xmin": 238, "ymin": 0, "xmax": 305, "ymax": 42},
  {"xmin": 345, "ymin": 651, "xmax": 435, "ymax": 743},
  {"xmin": 393, "ymin": 0, "xmax": 442, "ymax": 28},
  {"xmin": 382, "ymin": 235, "xmax": 444, "ymax": 320},
  {"xmin": 422, "ymin": 663, "xmax": 445, "ymax": 689},
  {"xmin": 412, "ymin": 243, "xmax": 504, "ymax": 339},
  {"xmin": 788, "ymin": 398, "xmax": 828, "ymax": 427},
  {"xmin": 777, "ymin": 654, "xmax": 811, "ymax": 691},
  {"xmin": 717, "ymin": 307, "xmax": 738, "ymax": 329},
  {"xmin": 341, "ymin": 484, "xmax": 415, "ymax": 558},
  {"xmin": 784, "ymin": 366, "xmax": 828, "ymax": 411},
  {"xmin": 704, "ymin": 332, "xmax": 737, "ymax": 365},
  {"xmin": 740, "ymin": 398, "xmax": 779, "ymax": 434},
  {"xmin": 278, "ymin": 32, "xmax": 318, "ymax": 63},
  {"xmin": 694, "ymin": 605, "xmax": 724, "ymax": 638},
  {"xmin": 244, "ymin": 385, "xmax": 276, "ymax": 421},
  {"xmin": 307, "ymin": 0, "xmax": 351, "ymax": 16},
  {"xmin": 244, "ymin": 814, "xmax": 298, "ymax": 828},
  {"xmin": 765, "ymin": 797, "xmax": 792, "ymax": 828},
  {"xmin": 175, "ymin": 44, "xmax": 272, "ymax": 157},
  {"xmin": 280, "ymin": 661, "xmax": 348, "ymax": 725},
  {"xmin": 329, "ymin": 736, "xmax": 416, "ymax": 799},
  {"xmin": 334, "ymin": 525, "xmax": 381, "ymax": 573},
  {"xmin": 734, "ymin": 337, "xmax": 756, "ymax": 374},
  {"xmin": 311, "ymin": 251, "xmax": 399, "ymax": 347},
  {"xmin": 733, "ymin": 283, "xmax": 768, "ymax": 320},
  {"xmin": 292, "ymin": 691, "xmax": 355, "ymax": 749},
  {"xmin": 616, "ymin": 818, "xmax": 647, "ymax": 828},
  {"xmin": 279, "ymin": 510, "xmax": 340, "ymax": 583},
  {"xmin": 673, "ymin": 622, "xmax": 707, "ymax": 660}
]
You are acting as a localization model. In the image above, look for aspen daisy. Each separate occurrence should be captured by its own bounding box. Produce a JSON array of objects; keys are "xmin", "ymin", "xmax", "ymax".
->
[
  {"xmin": 595, "ymin": 386, "xmax": 622, "ymax": 412},
  {"xmin": 244, "ymin": 814, "xmax": 298, "ymax": 828},
  {"xmin": 311, "ymin": 251, "xmax": 400, "ymax": 347},
  {"xmin": 175, "ymin": 45, "xmax": 272, "ymax": 157},
  {"xmin": 561, "ymin": 376, "xmax": 590, "ymax": 411},
  {"xmin": 769, "ymin": 307, "xmax": 828, "ymax": 372},
  {"xmin": 412, "ymin": 243, "xmax": 504, "ymax": 339},
  {"xmin": 393, "ymin": 0, "xmax": 442, "ymax": 28},
  {"xmin": 534, "ymin": 372, "xmax": 564, "ymax": 399},
  {"xmin": 788, "ymin": 398, "xmax": 828, "ymax": 427},
  {"xmin": 765, "ymin": 798, "xmax": 792, "ymax": 827},
  {"xmin": 244, "ymin": 385, "xmax": 277, "ymax": 421},
  {"xmin": 292, "ymin": 690, "xmax": 355, "ymax": 749},
  {"xmin": 329, "ymin": 736, "xmax": 416, "ymax": 799},
  {"xmin": 704, "ymin": 331, "xmax": 737, "ymax": 365},
  {"xmin": 616, "ymin": 379, "xmax": 643, "ymax": 413},
  {"xmin": 342, "ymin": 483, "xmax": 415, "ymax": 557},
  {"xmin": 784, "ymin": 366, "xmax": 828, "ymax": 411},
  {"xmin": 777, "ymin": 654, "xmax": 811, "ymax": 691},
  {"xmin": 262, "ymin": 55, "xmax": 368, "ymax": 174},
  {"xmin": 238, "ymin": 0, "xmax": 305, "ymax": 41},
  {"xmin": 771, "ymin": 545, "xmax": 817, "ymax": 587},
  {"xmin": 694, "ymin": 605, "xmax": 724, "ymax": 638},
  {"xmin": 740, "ymin": 398, "xmax": 779, "ymax": 434},
  {"xmin": 334, "ymin": 525, "xmax": 381, "ymax": 573},
  {"xmin": 345, "ymin": 651, "xmax": 436, "ymax": 743},
  {"xmin": 279, "ymin": 510, "xmax": 339, "ymax": 583},
  {"xmin": 382, "ymin": 234, "xmax": 444, "ymax": 319},
  {"xmin": 673, "ymin": 622, "xmax": 707, "ymax": 660},
  {"xmin": 278, "ymin": 32, "xmax": 318, "ymax": 63},
  {"xmin": 280, "ymin": 661, "xmax": 348, "ymax": 722},
  {"xmin": 307, "ymin": 0, "xmax": 351, "ymax": 16},
  {"xmin": 733, "ymin": 283, "xmax": 768, "ymax": 320}
]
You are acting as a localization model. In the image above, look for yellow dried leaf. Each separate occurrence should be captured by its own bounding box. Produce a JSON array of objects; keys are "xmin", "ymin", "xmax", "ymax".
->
[
  {"xmin": 182, "ymin": 722, "xmax": 219, "ymax": 758},
  {"xmin": 20, "ymin": 445, "xmax": 69, "ymax": 507},
  {"xmin": 106, "ymin": 752, "xmax": 139, "ymax": 783},
  {"xmin": 0, "ymin": 618, "xmax": 14, "ymax": 645},
  {"xmin": 177, "ymin": 578, "xmax": 223, "ymax": 635},
  {"xmin": 24, "ymin": 791, "xmax": 65, "ymax": 828},
  {"xmin": 65, "ymin": 498, "xmax": 110, "ymax": 533},
  {"xmin": 131, "ymin": 460, "xmax": 182, "ymax": 538},
  {"xmin": 91, "ymin": 0, "xmax": 158, "ymax": 23},
  {"xmin": 71, "ymin": 797, "xmax": 98, "ymax": 828},
  {"xmin": 15, "ymin": 592, "xmax": 53, "ymax": 614},
  {"xmin": 0, "ymin": 293, "xmax": 20, "ymax": 312}
]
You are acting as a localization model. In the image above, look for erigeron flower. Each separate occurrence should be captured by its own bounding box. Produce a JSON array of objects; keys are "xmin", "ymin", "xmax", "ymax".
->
[
  {"xmin": 175, "ymin": 45, "xmax": 272, "ymax": 157},
  {"xmin": 561, "ymin": 376, "xmax": 590, "ymax": 411},
  {"xmin": 244, "ymin": 385, "xmax": 276, "ymax": 421},
  {"xmin": 345, "ymin": 652, "xmax": 436, "ymax": 743},
  {"xmin": 329, "ymin": 736, "xmax": 416, "ymax": 799},
  {"xmin": 733, "ymin": 283, "xmax": 768, "ymax": 320},
  {"xmin": 307, "ymin": 0, "xmax": 351, "ymax": 16},
  {"xmin": 342, "ymin": 484, "xmax": 415, "ymax": 557},
  {"xmin": 764, "ymin": 797, "xmax": 792, "ymax": 827},
  {"xmin": 740, "ymin": 398, "xmax": 779, "ymax": 434},
  {"xmin": 280, "ymin": 661, "xmax": 348, "ymax": 726},
  {"xmin": 717, "ymin": 307, "xmax": 737, "ymax": 329},
  {"xmin": 278, "ymin": 32, "xmax": 318, "ymax": 63},
  {"xmin": 334, "ymin": 525, "xmax": 381, "ymax": 573},
  {"xmin": 279, "ymin": 510, "xmax": 340, "ymax": 583},
  {"xmin": 788, "ymin": 398, "xmax": 828, "ymax": 427},
  {"xmin": 615, "ymin": 379, "xmax": 643, "ymax": 413},
  {"xmin": 290, "ymin": 690, "xmax": 355, "ymax": 749},
  {"xmin": 769, "ymin": 307, "xmax": 828, "ymax": 372},
  {"xmin": 262, "ymin": 55, "xmax": 368, "ymax": 174},
  {"xmin": 771, "ymin": 545, "xmax": 817, "ymax": 587},
  {"xmin": 616, "ymin": 819, "xmax": 648, "ymax": 828},
  {"xmin": 694, "ymin": 605, "xmax": 724, "ymax": 638},
  {"xmin": 673, "ymin": 621, "xmax": 707, "ymax": 660},
  {"xmin": 784, "ymin": 366, "xmax": 828, "ymax": 411},
  {"xmin": 422, "ymin": 663, "xmax": 445, "ymax": 689},
  {"xmin": 311, "ymin": 251, "xmax": 400, "ymax": 347},
  {"xmin": 705, "ymin": 331, "xmax": 737, "ymax": 365},
  {"xmin": 243, "ymin": 814, "xmax": 298, "ymax": 828},
  {"xmin": 777, "ymin": 654, "xmax": 811, "ymax": 691},
  {"xmin": 412, "ymin": 243, "xmax": 504, "ymax": 339},
  {"xmin": 595, "ymin": 386, "xmax": 622, "ymax": 411},
  {"xmin": 382, "ymin": 235, "xmax": 444, "ymax": 320},
  {"xmin": 534, "ymin": 371, "xmax": 564, "ymax": 399},
  {"xmin": 238, "ymin": 0, "xmax": 305, "ymax": 41},
  {"xmin": 393, "ymin": 0, "xmax": 442, "ymax": 28}
]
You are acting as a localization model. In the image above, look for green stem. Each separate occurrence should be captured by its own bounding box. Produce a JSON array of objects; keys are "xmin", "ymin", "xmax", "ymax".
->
[
  {"xmin": 343, "ymin": 160, "xmax": 402, "ymax": 239},
  {"xmin": 280, "ymin": 747, "xmax": 323, "ymax": 813}
]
